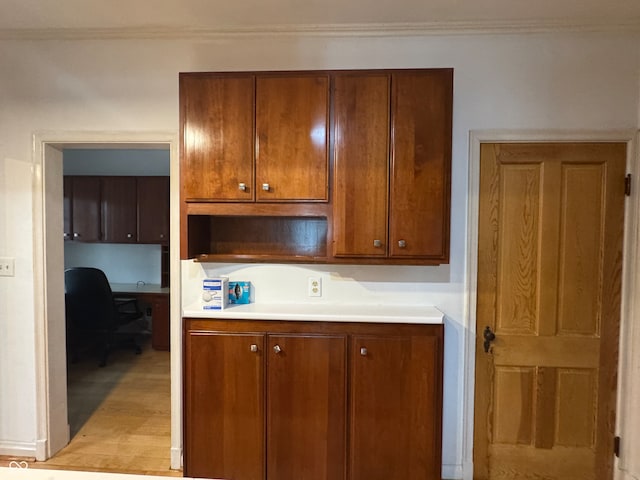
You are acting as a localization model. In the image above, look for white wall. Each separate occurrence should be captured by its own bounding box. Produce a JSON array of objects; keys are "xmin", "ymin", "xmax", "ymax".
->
[{"xmin": 0, "ymin": 31, "xmax": 638, "ymax": 479}]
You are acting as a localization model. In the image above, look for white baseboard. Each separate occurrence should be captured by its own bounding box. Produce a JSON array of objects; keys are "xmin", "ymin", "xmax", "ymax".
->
[
  {"xmin": 0, "ymin": 441, "xmax": 37, "ymax": 458},
  {"xmin": 443, "ymin": 463, "xmax": 464, "ymax": 479},
  {"xmin": 170, "ymin": 446, "xmax": 182, "ymax": 471}
]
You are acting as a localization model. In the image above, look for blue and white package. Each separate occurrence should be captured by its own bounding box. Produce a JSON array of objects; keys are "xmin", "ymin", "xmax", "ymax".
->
[
  {"xmin": 202, "ymin": 277, "xmax": 228, "ymax": 310},
  {"xmin": 228, "ymin": 281, "xmax": 251, "ymax": 304}
]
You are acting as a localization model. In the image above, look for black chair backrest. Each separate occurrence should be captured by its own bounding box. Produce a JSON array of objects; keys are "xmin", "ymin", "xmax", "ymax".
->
[{"xmin": 64, "ymin": 267, "xmax": 117, "ymax": 333}]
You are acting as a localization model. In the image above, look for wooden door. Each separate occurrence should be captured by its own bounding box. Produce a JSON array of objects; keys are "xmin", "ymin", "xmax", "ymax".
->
[
  {"xmin": 137, "ymin": 176, "xmax": 169, "ymax": 244},
  {"xmin": 70, "ymin": 176, "xmax": 101, "ymax": 242},
  {"xmin": 332, "ymin": 73, "xmax": 390, "ymax": 257},
  {"xmin": 101, "ymin": 176, "xmax": 137, "ymax": 243},
  {"xmin": 256, "ymin": 75, "xmax": 329, "ymax": 201},
  {"xmin": 184, "ymin": 331, "xmax": 265, "ymax": 479},
  {"xmin": 180, "ymin": 74, "xmax": 255, "ymax": 201},
  {"xmin": 350, "ymin": 333, "xmax": 444, "ymax": 480},
  {"xmin": 474, "ymin": 143, "xmax": 626, "ymax": 480},
  {"xmin": 389, "ymin": 70, "xmax": 452, "ymax": 260},
  {"xmin": 267, "ymin": 334, "xmax": 346, "ymax": 480}
]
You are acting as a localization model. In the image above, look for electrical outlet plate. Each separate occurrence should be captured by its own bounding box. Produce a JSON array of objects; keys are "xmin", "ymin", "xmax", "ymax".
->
[
  {"xmin": 308, "ymin": 276, "xmax": 322, "ymax": 297},
  {"xmin": 0, "ymin": 257, "xmax": 15, "ymax": 277}
]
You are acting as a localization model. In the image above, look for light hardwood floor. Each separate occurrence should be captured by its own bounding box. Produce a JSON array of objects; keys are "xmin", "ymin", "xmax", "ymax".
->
[{"xmin": 30, "ymin": 337, "xmax": 181, "ymax": 476}]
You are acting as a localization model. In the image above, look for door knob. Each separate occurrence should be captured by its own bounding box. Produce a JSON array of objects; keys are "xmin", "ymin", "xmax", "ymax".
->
[{"xmin": 483, "ymin": 326, "xmax": 496, "ymax": 353}]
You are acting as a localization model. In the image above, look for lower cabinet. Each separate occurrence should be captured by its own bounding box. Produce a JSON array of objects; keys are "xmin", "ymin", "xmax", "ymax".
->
[{"xmin": 184, "ymin": 319, "xmax": 443, "ymax": 480}]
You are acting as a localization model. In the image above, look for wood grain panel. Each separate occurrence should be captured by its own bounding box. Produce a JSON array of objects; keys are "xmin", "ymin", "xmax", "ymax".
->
[
  {"xmin": 349, "ymin": 335, "xmax": 442, "ymax": 480},
  {"xmin": 101, "ymin": 176, "xmax": 137, "ymax": 243},
  {"xmin": 496, "ymin": 164, "xmax": 541, "ymax": 335},
  {"xmin": 556, "ymin": 369, "xmax": 596, "ymax": 447},
  {"xmin": 389, "ymin": 69, "xmax": 452, "ymax": 258},
  {"xmin": 180, "ymin": 74, "xmax": 255, "ymax": 201},
  {"xmin": 267, "ymin": 334, "xmax": 346, "ymax": 480},
  {"xmin": 332, "ymin": 73, "xmax": 390, "ymax": 257},
  {"xmin": 489, "ymin": 445, "xmax": 594, "ymax": 480},
  {"xmin": 493, "ymin": 367, "xmax": 534, "ymax": 445},
  {"xmin": 256, "ymin": 75, "xmax": 329, "ymax": 201},
  {"xmin": 557, "ymin": 164, "xmax": 605, "ymax": 336},
  {"xmin": 70, "ymin": 176, "xmax": 101, "ymax": 242},
  {"xmin": 475, "ymin": 143, "xmax": 626, "ymax": 480},
  {"xmin": 184, "ymin": 332, "xmax": 265, "ymax": 480},
  {"xmin": 137, "ymin": 176, "xmax": 170, "ymax": 244},
  {"xmin": 493, "ymin": 336, "xmax": 600, "ymax": 368}
]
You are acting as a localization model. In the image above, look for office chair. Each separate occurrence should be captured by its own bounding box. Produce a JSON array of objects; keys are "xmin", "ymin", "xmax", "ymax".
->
[{"xmin": 64, "ymin": 267, "xmax": 144, "ymax": 367}]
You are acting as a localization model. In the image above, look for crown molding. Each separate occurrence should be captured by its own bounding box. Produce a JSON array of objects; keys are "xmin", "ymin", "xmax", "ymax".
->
[{"xmin": 1, "ymin": 18, "xmax": 639, "ymax": 41}]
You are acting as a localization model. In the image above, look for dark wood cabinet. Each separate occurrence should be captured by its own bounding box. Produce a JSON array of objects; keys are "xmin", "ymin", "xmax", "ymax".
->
[
  {"xmin": 137, "ymin": 176, "xmax": 170, "ymax": 244},
  {"xmin": 63, "ymin": 175, "xmax": 169, "ymax": 245},
  {"xmin": 181, "ymin": 74, "xmax": 255, "ymax": 202},
  {"xmin": 255, "ymin": 75, "xmax": 329, "ymax": 202},
  {"xmin": 184, "ymin": 331, "xmax": 265, "ymax": 479},
  {"xmin": 266, "ymin": 334, "xmax": 346, "ymax": 480},
  {"xmin": 180, "ymin": 73, "xmax": 329, "ymax": 203},
  {"xmin": 332, "ymin": 70, "xmax": 453, "ymax": 263},
  {"xmin": 67, "ymin": 176, "xmax": 101, "ymax": 242},
  {"xmin": 179, "ymin": 68, "xmax": 452, "ymax": 265},
  {"xmin": 183, "ymin": 319, "xmax": 443, "ymax": 480},
  {"xmin": 148, "ymin": 293, "xmax": 170, "ymax": 351},
  {"xmin": 101, "ymin": 176, "xmax": 137, "ymax": 243},
  {"xmin": 349, "ymin": 334, "xmax": 443, "ymax": 480}
]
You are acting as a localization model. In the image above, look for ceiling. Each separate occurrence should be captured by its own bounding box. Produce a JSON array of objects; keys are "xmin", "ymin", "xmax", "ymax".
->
[{"xmin": 1, "ymin": 0, "xmax": 639, "ymax": 38}]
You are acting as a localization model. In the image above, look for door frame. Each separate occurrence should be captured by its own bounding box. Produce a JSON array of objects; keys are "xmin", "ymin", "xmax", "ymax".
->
[
  {"xmin": 31, "ymin": 131, "xmax": 182, "ymax": 468},
  {"xmin": 463, "ymin": 130, "xmax": 638, "ymax": 480}
]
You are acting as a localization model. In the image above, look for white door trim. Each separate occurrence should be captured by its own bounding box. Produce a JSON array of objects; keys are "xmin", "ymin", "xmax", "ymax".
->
[
  {"xmin": 463, "ymin": 129, "xmax": 637, "ymax": 480},
  {"xmin": 32, "ymin": 130, "xmax": 182, "ymax": 469}
]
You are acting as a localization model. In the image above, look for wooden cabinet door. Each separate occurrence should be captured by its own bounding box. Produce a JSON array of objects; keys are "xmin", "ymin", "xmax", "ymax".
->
[
  {"xmin": 101, "ymin": 176, "xmax": 137, "ymax": 243},
  {"xmin": 180, "ymin": 74, "xmax": 255, "ymax": 201},
  {"xmin": 389, "ymin": 70, "xmax": 452, "ymax": 260},
  {"xmin": 63, "ymin": 176, "xmax": 72, "ymax": 241},
  {"xmin": 184, "ymin": 331, "xmax": 265, "ymax": 480},
  {"xmin": 267, "ymin": 334, "xmax": 346, "ymax": 480},
  {"xmin": 333, "ymin": 73, "xmax": 390, "ymax": 257},
  {"xmin": 149, "ymin": 293, "xmax": 169, "ymax": 351},
  {"xmin": 256, "ymin": 75, "xmax": 329, "ymax": 202},
  {"xmin": 350, "ymin": 334, "xmax": 443, "ymax": 480},
  {"xmin": 70, "ymin": 176, "xmax": 101, "ymax": 242},
  {"xmin": 137, "ymin": 176, "xmax": 169, "ymax": 244}
]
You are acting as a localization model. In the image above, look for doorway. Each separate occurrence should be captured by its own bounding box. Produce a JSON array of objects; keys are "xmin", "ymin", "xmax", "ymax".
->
[
  {"xmin": 32, "ymin": 132, "xmax": 181, "ymax": 473},
  {"xmin": 473, "ymin": 142, "xmax": 626, "ymax": 479}
]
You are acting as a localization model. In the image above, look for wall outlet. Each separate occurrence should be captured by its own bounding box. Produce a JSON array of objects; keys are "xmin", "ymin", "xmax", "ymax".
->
[
  {"xmin": 0, "ymin": 257, "xmax": 15, "ymax": 277},
  {"xmin": 307, "ymin": 276, "xmax": 322, "ymax": 297}
]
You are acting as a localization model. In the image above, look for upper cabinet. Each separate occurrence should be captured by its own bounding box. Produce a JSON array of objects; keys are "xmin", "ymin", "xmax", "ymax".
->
[
  {"xmin": 64, "ymin": 175, "xmax": 169, "ymax": 245},
  {"xmin": 180, "ymin": 69, "xmax": 452, "ymax": 265},
  {"xmin": 180, "ymin": 73, "xmax": 329, "ymax": 203},
  {"xmin": 138, "ymin": 176, "xmax": 170, "ymax": 244},
  {"xmin": 102, "ymin": 176, "xmax": 138, "ymax": 243},
  {"xmin": 332, "ymin": 70, "xmax": 453, "ymax": 263},
  {"xmin": 66, "ymin": 176, "xmax": 102, "ymax": 242}
]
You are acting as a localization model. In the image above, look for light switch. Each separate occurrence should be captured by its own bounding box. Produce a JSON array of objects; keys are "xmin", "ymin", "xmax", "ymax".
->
[{"xmin": 0, "ymin": 257, "xmax": 15, "ymax": 277}]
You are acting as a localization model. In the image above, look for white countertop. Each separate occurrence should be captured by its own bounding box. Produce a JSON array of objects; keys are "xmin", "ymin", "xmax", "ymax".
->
[
  {"xmin": 111, "ymin": 283, "xmax": 170, "ymax": 294},
  {"xmin": 183, "ymin": 302, "xmax": 444, "ymax": 324}
]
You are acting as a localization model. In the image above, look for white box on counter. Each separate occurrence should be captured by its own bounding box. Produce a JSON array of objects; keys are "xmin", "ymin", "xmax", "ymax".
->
[{"xmin": 202, "ymin": 277, "xmax": 228, "ymax": 310}]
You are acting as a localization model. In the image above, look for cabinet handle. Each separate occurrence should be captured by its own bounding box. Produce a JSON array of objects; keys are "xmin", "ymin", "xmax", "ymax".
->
[
  {"xmin": 360, "ymin": 347, "xmax": 368, "ymax": 356},
  {"xmin": 398, "ymin": 239, "xmax": 407, "ymax": 248},
  {"xmin": 250, "ymin": 344, "xmax": 258, "ymax": 353},
  {"xmin": 73, "ymin": 232, "xmax": 80, "ymax": 238},
  {"xmin": 373, "ymin": 239, "xmax": 382, "ymax": 248},
  {"xmin": 63, "ymin": 233, "xmax": 69, "ymax": 239},
  {"xmin": 127, "ymin": 233, "xmax": 133, "ymax": 239},
  {"xmin": 238, "ymin": 183, "xmax": 247, "ymax": 192},
  {"xmin": 160, "ymin": 233, "xmax": 165, "ymax": 239},
  {"xmin": 273, "ymin": 344, "xmax": 282, "ymax": 354},
  {"xmin": 262, "ymin": 183, "xmax": 270, "ymax": 192}
]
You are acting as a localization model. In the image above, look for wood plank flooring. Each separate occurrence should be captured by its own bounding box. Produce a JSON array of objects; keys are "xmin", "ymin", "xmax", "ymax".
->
[{"xmin": 30, "ymin": 338, "xmax": 181, "ymax": 476}]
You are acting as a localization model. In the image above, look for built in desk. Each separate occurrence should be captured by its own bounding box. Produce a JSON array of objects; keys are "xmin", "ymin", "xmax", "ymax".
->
[{"xmin": 111, "ymin": 283, "xmax": 170, "ymax": 351}]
